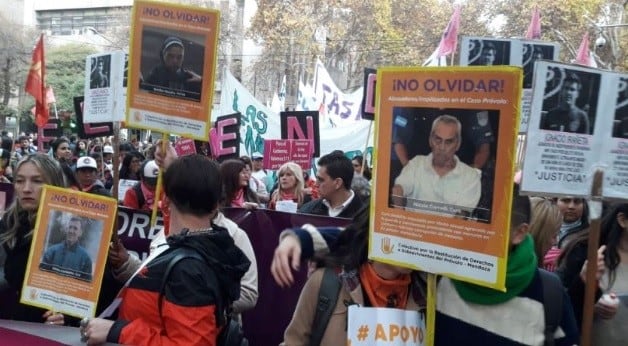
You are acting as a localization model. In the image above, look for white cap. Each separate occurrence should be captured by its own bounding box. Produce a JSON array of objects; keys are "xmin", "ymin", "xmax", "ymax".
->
[
  {"xmin": 142, "ymin": 160, "xmax": 159, "ymax": 179},
  {"xmin": 103, "ymin": 145, "xmax": 114, "ymax": 154},
  {"xmin": 76, "ymin": 156, "xmax": 97, "ymax": 170}
]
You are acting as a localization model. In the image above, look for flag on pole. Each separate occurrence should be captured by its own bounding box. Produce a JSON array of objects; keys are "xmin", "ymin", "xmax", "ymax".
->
[
  {"xmin": 45, "ymin": 86, "xmax": 56, "ymax": 104},
  {"xmin": 278, "ymin": 75, "xmax": 286, "ymax": 111},
  {"xmin": 25, "ymin": 34, "xmax": 49, "ymax": 127},
  {"xmin": 574, "ymin": 32, "xmax": 596, "ymax": 67},
  {"xmin": 525, "ymin": 8, "xmax": 541, "ymax": 39},
  {"xmin": 435, "ymin": 6, "xmax": 461, "ymax": 57}
]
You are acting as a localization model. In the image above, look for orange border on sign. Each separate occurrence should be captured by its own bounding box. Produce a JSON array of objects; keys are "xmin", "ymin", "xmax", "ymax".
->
[
  {"xmin": 21, "ymin": 186, "xmax": 117, "ymax": 318},
  {"xmin": 370, "ymin": 66, "xmax": 522, "ymax": 288},
  {"xmin": 126, "ymin": 0, "xmax": 220, "ymax": 141}
]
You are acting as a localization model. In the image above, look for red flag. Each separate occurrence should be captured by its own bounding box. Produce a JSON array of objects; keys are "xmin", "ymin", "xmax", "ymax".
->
[
  {"xmin": 435, "ymin": 6, "xmax": 461, "ymax": 58},
  {"xmin": 575, "ymin": 32, "xmax": 596, "ymax": 67},
  {"xmin": 25, "ymin": 34, "xmax": 49, "ymax": 127},
  {"xmin": 525, "ymin": 8, "xmax": 541, "ymax": 39}
]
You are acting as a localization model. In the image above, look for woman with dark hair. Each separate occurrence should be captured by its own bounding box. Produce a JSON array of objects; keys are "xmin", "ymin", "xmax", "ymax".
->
[
  {"xmin": 0, "ymin": 154, "xmax": 67, "ymax": 324},
  {"xmin": 281, "ymin": 204, "xmax": 425, "ymax": 345},
  {"xmin": 50, "ymin": 137, "xmax": 79, "ymax": 188},
  {"xmin": 74, "ymin": 140, "xmax": 88, "ymax": 159},
  {"xmin": 352, "ymin": 155, "xmax": 371, "ymax": 181},
  {"xmin": 557, "ymin": 203, "xmax": 627, "ymax": 344},
  {"xmin": 119, "ymin": 152, "xmax": 144, "ymax": 181},
  {"xmin": 220, "ymin": 159, "xmax": 260, "ymax": 209}
]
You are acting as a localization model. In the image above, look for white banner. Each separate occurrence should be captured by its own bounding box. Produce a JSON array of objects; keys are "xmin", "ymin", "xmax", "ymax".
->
[
  {"xmin": 347, "ymin": 305, "xmax": 425, "ymax": 345},
  {"xmin": 84, "ymin": 51, "xmax": 126, "ymax": 123},
  {"xmin": 314, "ymin": 59, "xmax": 365, "ymax": 128},
  {"xmin": 218, "ymin": 71, "xmax": 372, "ymax": 158}
]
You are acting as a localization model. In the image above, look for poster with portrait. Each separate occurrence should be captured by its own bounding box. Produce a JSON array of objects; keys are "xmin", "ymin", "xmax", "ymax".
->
[
  {"xmin": 21, "ymin": 186, "xmax": 117, "ymax": 318},
  {"xmin": 127, "ymin": 0, "xmax": 220, "ymax": 141},
  {"xmin": 520, "ymin": 61, "xmax": 604, "ymax": 197},
  {"xmin": 84, "ymin": 51, "xmax": 126, "ymax": 123},
  {"xmin": 74, "ymin": 96, "xmax": 114, "ymax": 139},
  {"xmin": 519, "ymin": 41, "xmax": 561, "ymax": 133},
  {"xmin": 371, "ymin": 66, "xmax": 521, "ymax": 290},
  {"xmin": 598, "ymin": 73, "xmax": 628, "ymax": 199},
  {"xmin": 459, "ymin": 37, "xmax": 523, "ymax": 67}
]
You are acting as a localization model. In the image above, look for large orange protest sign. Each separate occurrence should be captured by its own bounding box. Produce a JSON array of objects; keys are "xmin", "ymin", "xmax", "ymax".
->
[
  {"xmin": 21, "ymin": 186, "xmax": 117, "ymax": 318},
  {"xmin": 370, "ymin": 67, "xmax": 521, "ymax": 290},
  {"xmin": 126, "ymin": 0, "xmax": 219, "ymax": 141}
]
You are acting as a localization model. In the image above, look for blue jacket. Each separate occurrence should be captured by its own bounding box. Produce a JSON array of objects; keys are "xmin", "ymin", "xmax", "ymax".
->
[{"xmin": 41, "ymin": 241, "xmax": 92, "ymax": 281}]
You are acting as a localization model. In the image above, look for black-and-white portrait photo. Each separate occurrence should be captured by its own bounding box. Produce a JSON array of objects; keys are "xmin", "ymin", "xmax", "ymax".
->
[
  {"xmin": 466, "ymin": 39, "xmax": 512, "ymax": 66},
  {"xmin": 523, "ymin": 43, "xmax": 557, "ymax": 89},
  {"xmin": 539, "ymin": 67, "xmax": 601, "ymax": 135},
  {"xmin": 90, "ymin": 55, "xmax": 111, "ymax": 89},
  {"xmin": 613, "ymin": 77, "xmax": 628, "ymax": 139}
]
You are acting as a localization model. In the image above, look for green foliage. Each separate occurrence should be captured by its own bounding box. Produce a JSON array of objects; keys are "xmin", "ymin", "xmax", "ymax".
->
[{"xmin": 46, "ymin": 44, "xmax": 97, "ymax": 113}]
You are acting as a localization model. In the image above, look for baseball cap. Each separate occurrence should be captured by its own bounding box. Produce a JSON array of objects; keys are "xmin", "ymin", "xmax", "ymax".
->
[
  {"xmin": 142, "ymin": 160, "xmax": 159, "ymax": 185},
  {"xmin": 251, "ymin": 152, "xmax": 264, "ymax": 160},
  {"xmin": 76, "ymin": 156, "xmax": 97, "ymax": 170},
  {"xmin": 103, "ymin": 145, "xmax": 114, "ymax": 154}
]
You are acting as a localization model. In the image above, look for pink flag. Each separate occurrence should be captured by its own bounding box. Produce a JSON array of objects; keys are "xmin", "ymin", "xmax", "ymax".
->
[
  {"xmin": 575, "ymin": 32, "xmax": 595, "ymax": 67},
  {"xmin": 435, "ymin": 6, "xmax": 461, "ymax": 58},
  {"xmin": 525, "ymin": 8, "xmax": 541, "ymax": 39},
  {"xmin": 45, "ymin": 86, "xmax": 56, "ymax": 104}
]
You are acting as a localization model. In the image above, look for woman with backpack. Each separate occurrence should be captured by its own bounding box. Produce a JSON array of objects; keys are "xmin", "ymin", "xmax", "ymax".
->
[{"xmin": 280, "ymin": 204, "xmax": 426, "ymax": 345}]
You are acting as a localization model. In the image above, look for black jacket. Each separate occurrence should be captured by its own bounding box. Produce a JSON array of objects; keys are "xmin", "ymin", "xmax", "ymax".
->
[{"xmin": 298, "ymin": 194, "xmax": 364, "ymax": 219}]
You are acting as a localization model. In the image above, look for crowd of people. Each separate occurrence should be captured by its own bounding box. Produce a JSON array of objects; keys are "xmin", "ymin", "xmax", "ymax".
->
[{"xmin": 0, "ymin": 129, "xmax": 625, "ymax": 345}]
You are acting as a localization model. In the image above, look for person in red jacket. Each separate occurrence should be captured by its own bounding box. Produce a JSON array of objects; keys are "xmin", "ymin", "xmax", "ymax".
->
[
  {"xmin": 83, "ymin": 148, "xmax": 250, "ymax": 345},
  {"xmin": 122, "ymin": 160, "xmax": 159, "ymax": 211}
]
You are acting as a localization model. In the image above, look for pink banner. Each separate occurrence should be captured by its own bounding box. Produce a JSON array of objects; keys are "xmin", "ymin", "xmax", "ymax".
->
[{"xmin": 263, "ymin": 139, "xmax": 312, "ymax": 170}]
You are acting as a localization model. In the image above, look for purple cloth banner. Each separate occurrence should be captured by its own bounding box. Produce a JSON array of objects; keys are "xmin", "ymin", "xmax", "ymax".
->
[{"xmin": 116, "ymin": 207, "xmax": 351, "ymax": 345}]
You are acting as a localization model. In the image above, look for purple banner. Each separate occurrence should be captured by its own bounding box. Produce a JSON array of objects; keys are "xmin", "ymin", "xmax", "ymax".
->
[{"xmin": 116, "ymin": 207, "xmax": 351, "ymax": 345}]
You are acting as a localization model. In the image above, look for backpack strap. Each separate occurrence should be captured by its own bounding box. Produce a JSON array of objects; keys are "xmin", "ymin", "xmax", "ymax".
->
[
  {"xmin": 539, "ymin": 269, "xmax": 563, "ymax": 346},
  {"xmin": 309, "ymin": 268, "xmax": 342, "ymax": 346},
  {"xmin": 157, "ymin": 251, "xmax": 205, "ymax": 335}
]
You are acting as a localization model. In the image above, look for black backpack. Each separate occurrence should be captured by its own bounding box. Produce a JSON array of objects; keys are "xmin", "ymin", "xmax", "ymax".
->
[
  {"xmin": 310, "ymin": 269, "xmax": 563, "ymax": 346},
  {"xmin": 158, "ymin": 250, "xmax": 248, "ymax": 346}
]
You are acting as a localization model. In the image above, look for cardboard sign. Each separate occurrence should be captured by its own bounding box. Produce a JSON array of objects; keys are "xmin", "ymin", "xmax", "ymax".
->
[
  {"xmin": 126, "ymin": 1, "xmax": 220, "ymax": 140},
  {"xmin": 263, "ymin": 139, "xmax": 312, "ymax": 170},
  {"xmin": 210, "ymin": 113, "xmax": 240, "ymax": 162},
  {"xmin": 371, "ymin": 66, "xmax": 521, "ymax": 290},
  {"xmin": 21, "ymin": 186, "xmax": 117, "ymax": 318},
  {"xmin": 83, "ymin": 51, "xmax": 126, "ymax": 123},
  {"xmin": 280, "ymin": 111, "xmax": 320, "ymax": 157},
  {"xmin": 74, "ymin": 96, "xmax": 114, "ymax": 139},
  {"xmin": 361, "ymin": 68, "xmax": 377, "ymax": 120},
  {"xmin": 174, "ymin": 138, "xmax": 197, "ymax": 156},
  {"xmin": 347, "ymin": 306, "xmax": 425, "ymax": 345}
]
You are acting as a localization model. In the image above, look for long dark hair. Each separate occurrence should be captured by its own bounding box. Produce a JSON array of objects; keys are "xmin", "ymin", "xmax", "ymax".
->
[
  {"xmin": 324, "ymin": 203, "xmax": 370, "ymax": 271},
  {"xmin": 558, "ymin": 202, "xmax": 627, "ymax": 289},
  {"xmin": 220, "ymin": 159, "xmax": 259, "ymax": 206}
]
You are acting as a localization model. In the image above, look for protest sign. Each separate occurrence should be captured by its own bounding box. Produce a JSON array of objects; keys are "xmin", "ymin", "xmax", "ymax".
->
[
  {"xmin": 0, "ymin": 182, "xmax": 14, "ymax": 216},
  {"xmin": 21, "ymin": 186, "xmax": 117, "ymax": 318},
  {"xmin": 218, "ymin": 70, "xmax": 373, "ymax": 157},
  {"xmin": 519, "ymin": 41, "xmax": 560, "ymax": 133},
  {"xmin": 117, "ymin": 179, "xmax": 138, "ymax": 203},
  {"xmin": 126, "ymin": 0, "xmax": 219, "ymax": 140},
  {"xmin": 209, "ymin": 113, "xmax": 240, "ymax": 162},
  {"xmin": 347, "ymin": 306, "xmax": 425, "ymax": 345},
  {"xmin": 371, "ymin": 66, "xmax": 521, "ymax": 290},
  {"xmin": 83, "ymin": 51, "xmax": 126, "ymax": 123},
  {"xmin": 459, "ymin": 37, "xmax": 523, "ymax": 67},
  {"xmin": 36, "ymin": 119, "xmax": 62, "ymax": 152},
  {"xmin": 74, "ymin": 96, "xmax": 114, "ymax": 139},
  {"xmin": 174, "ymin": 137, "xmax": 197, "ymax": 156},
  {"xmin": 360, "ymin": 68, "xmax": 377, "ymax": 120},
  {"xmin": 520, "ymin": 61, "xmax": 605, "ymax": 197},
  {"xmin": 263, "ymin": 139, "xmax": 312, "ymax": 170},
  {"xmin": 313, "ymin": 59, "xmax": 365, "ymax": 126},
  {"xmin": 280, "ymin": 110, "xmax": 320, "ymax": 157}
]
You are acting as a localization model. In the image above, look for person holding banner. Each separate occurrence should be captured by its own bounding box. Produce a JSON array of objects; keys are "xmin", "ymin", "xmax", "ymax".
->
[
  {"xmin": 281, "ymin": 204, "xmax": 426, "ymax": 345},
  {"xmin": 0, "ymin": 154, "xmax": 67, "ymax": 325},
  {"xmin": 268, "ymin": 162, "xmax": 311, "ymax": 211},
  {"xmin": 83, "ymin": 154, "xmax": 250, "ymax": 345},
  {"xmin": 391, "ymin": 115, "xmax": 481, "ymax": 216}
]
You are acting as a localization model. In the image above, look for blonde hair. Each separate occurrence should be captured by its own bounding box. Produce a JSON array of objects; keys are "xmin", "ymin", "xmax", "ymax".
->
[
  {"xmin": 270, "ymin": 162, "xmax": 305, "ymax": 206},
  {"xmin": 529, "ymin": 197, "xmax": 562, "ymax": 266},
  {"xmin": 0, "ymin": 154, "xmax": 67, "ymax": 249}
]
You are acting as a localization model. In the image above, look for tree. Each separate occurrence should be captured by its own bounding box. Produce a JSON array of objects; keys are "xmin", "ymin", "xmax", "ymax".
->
[
  {"xmin": 0, "ymin": 14, "xmax": 33, "ymax": 130},
  {"xmin": 45, "ymin": 44, "xmax": 98, "ymax": 114}
]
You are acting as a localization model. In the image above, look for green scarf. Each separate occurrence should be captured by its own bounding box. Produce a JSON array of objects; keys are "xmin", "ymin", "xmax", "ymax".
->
[{"xmin": 452, "ymin": 234, "xmax": 537, "ymax": 305}]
